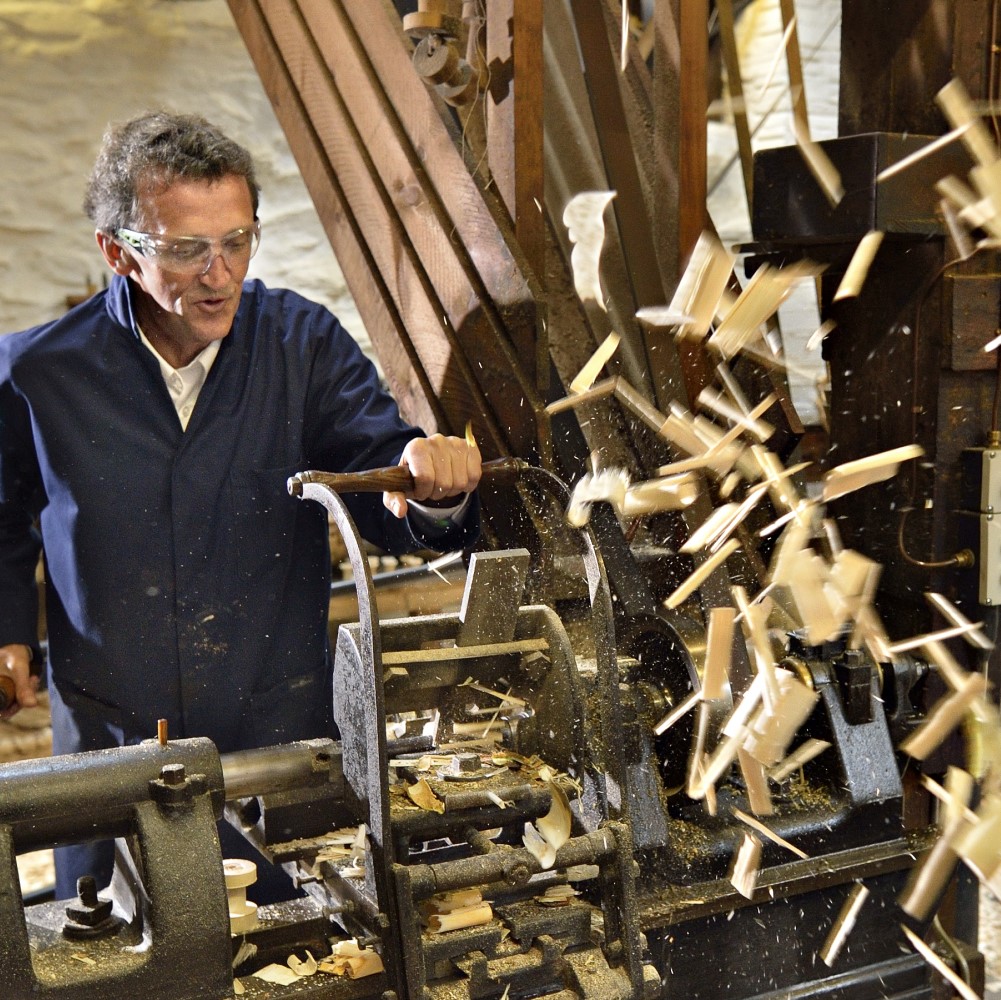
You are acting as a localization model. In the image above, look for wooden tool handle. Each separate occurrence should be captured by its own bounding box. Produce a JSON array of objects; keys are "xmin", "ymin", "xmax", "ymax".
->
[
  {"xmin": 0, "ymin": 674, "xmax": 16, "ymax": 713},
  {"xmin": 288, "ymin": 456, "xmax": 527, "ymax": 497}
]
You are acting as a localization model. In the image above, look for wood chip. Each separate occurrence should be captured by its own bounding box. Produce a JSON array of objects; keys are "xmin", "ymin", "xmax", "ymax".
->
[
  {"xmin": 407, "ymin": 777, "xmax": 445, "ymax": 813},
  {"xmin": 664, "ymin": 231, "xmax": 734, "ymax": 340},
  {"xmin": 767, "ymin": 738, "xmax": 831, "ymax": 782},
  {"xmin": 702, "ymin": 607, "xmax": 735, "ymax": 700},
  {"xmin": 563, "ymin": 190, "xmax": 616, "ymax": 308},
  {"xmin": 925, "ymin": 592, "xmax": 995, "ymax": 650},
  {"xmin": 738, "ymin": 748, "xmax": 773, "ymax": 816},
  {"xmin": 832, "ymin": 230, "xmax": 884, "ymax": 301},
  {"xmin": 570, "ymin": 331, "xmax": 621, "ymax": 393},
  {"xmin": 820, "ymin": 883, "xmax": 869, "ymax": 966},
  {"xmin": 876, "ymin": 125, "xmax": 971, "ymax": 183},
  {"xmin": 730, "ymin": 832, "xmax": 762, "ymax": 899},
  {"xmin": 253, "ymin": 965, "xmax": 300, "ymax": 986},
  {"xmin": 622, "ymin": 473, "xmax": 699, "ymax": 516},
  {"xmin": 732, "ymin": 807, "xmax": 809, "ymax": 859},
  {"xmin": 523, "ymin": 821, "xmax": 556, "ymax": 870},
  {"xmin": 664, "ymin": 539, "xmax": 741, "ymax": 611},
  {"xmin": 822, "ymin": 443, "xmax": 923, "ymax": 502},
  {"xmin": 901, "ymin": 924, "xmax": 981, "ymax": 1000},
  {"xmin": 936, "ymin": 77, "xmax": 1001, "ymax": 169},
  {"xmin": 792, "ymin": 115, "xmax": 844, "ymax": 207},
  {"xmin": 654, "ymin": 688, "xmax": 701, "ymax": 735},
  {"xmin": 899, "ymin": 672, "xmax": 990, "ymax": 760},
  {"xmin": 425, "ymin": 901, "xmax": 494, "ymax": 933}
]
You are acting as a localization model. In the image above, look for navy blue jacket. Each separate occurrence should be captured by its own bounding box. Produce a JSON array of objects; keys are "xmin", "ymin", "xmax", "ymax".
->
[{"xmin": 0, "ymin": 276, "xmax": 478, "ymax": 755}]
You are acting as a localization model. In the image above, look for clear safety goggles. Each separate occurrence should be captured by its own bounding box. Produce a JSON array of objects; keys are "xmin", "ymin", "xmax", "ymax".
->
[{"xmin": 115, "ymin": 220, "xmax": 261, "ymax": 275}]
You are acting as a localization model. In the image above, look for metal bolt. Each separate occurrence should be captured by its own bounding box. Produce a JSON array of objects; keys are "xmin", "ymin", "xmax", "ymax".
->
[
  {"xmin": 161, "ymin": 763, "xmax": 186, "ymax": 785},
  {"xmin": 76, "ymin": 875, "xmax": 99, "ymax": 908},
  {"xmin": 456, "ymin": 752, "xmax": 480, "ymax": 773}
]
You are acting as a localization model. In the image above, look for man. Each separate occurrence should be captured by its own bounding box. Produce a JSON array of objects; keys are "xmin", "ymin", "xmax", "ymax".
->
[{"xmin": 0, "ymin": 111, "xmax": 481, "ymax": 898}]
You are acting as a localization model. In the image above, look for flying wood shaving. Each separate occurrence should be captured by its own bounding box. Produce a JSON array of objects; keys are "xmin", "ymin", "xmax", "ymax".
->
[
  {"xmin": 925, "ymin": 592, "xmax": 995, "ymax": 650},
  {"xmin": 737, "ymin": 748, "xmax": 773, "ymax": 816},
  {"xmin": 622, "ymin": 474, "xmax": 699, "ymax": 516},
  {"xmin": 687, "ymin": 701, "xmax": 712, "ymax": 799},
  {"xmin": 665, "ymin": 231, "xmax": 734, "ymax": 339},
  {"xmin": 730, "ymin": 833, "xmax": 762, "ymax": 899},
  {"xmin": 697, "ymin": 388, "xmax": 777, "ymax": 443},
  {"xmin": 876, "ymin": 125, "xmax": 971, "ymax": 183},
  {"xmin": 792, "ymin": 115, "xmax": 844, "ymax": 207},
  {"xmin": 732, "ymin": 586, "xmax": 779, "ymax": 707},
  {"xmin": 654, "ymin": 688, "xmax": 701, "ymax": 735},
  {"xmin": 768, "ymin": 738, "xmax": 831, "ymax": 782},
  {"xmin": 563, "ymin": 191, "xmax": 617, "ymax": 308},
  {"xmin": 570, "ymin": 331, "xmax": 621, "ymax": 394},
  {"xmin": 458, "ymin": 679, "xmax": 528, "ymax": 707},
  {"xmin": 937, "ymin": 173, "xmax": 980, "ymax": 211},
  {"xmin": 620, "ymin": 0, "xmax": 628, "ymax": 72},
  {"xmin": 743, "ymin": 669, "xmax": 820, "ymax": 767},
  {"xmin": 805, "ymin": 318, "xmax": 836, "ymax": 352},
  {"xmin": 822, "ymin": 443, "xmax": 923, "ymax": 502},
  {"xmin": 833, "ymin": 231, "xmax": 885, "ymax": 301},
  {"xmin": 899, "ymin": 808, "xmax": 968, "ymax": 922},
  {"xmin": 898, "ymin": 672, "xmax": 990, "ymax": 761},
  {"xmin": 936, "ymin": 77, "xmax": 1001, "ymax": 169},
  {"xmin": 752, "ymin": 445, "xmax": 805, "ymax": 513},
  {"xmin": 635, "ymin": 306, "xmax": 696, "ymax": 329},
  {"xmin": 710, "ymin": 262, "xmax": 819, "ymax": 358},
  {"xmin": 664, "ymin": 539, "xmax": 741, "ymax": 611},
  {"xmin": 683, "ymin": 502, "xmax": 742, "ymax": 554},
  {"xmin": 820, "ymin": 883, "xmax": 869, "ymax": 966},
  {"xmin": 732, "ymin": 807, "xmax": 809, "ymax": 859},
  {"xmin": 952, "ymin": 791, "xmax": 1001, "ymax": 884},
  {"xmin": 545, "ymin": 376, "xmax": 618, "ymax": 415},
  {"xmin": 901, "ymin": 924, "xmax": 981, "ymax": 1000},
  {"xmin": 888, "ymin": 620, "xmax": 990, "ymax": 656},
  {"xmin": 566, "ymin": 468, "xmax": 630, "ymax": 527},
  {"xmin": 756, "ymin": 14, "xmax": 797, "ymax": 101},
  {"xmin": 702, "ymin": 607, "xmax": 735, "ymax": 701}
]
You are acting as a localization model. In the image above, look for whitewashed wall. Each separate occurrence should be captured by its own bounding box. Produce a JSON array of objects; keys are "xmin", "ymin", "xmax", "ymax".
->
[
  {"xmin": 0, "ymin": 0, "xmax": 839, "ymax": 422},
  {"xmin": 0, "ymin": 0, "xmax": 366, "ymax": 351}
]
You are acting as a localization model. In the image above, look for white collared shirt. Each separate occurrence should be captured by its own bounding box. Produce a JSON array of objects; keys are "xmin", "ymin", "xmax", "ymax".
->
[{"xmin": 139, "ymin": 331, "xmax": 220, "ymax": 431}]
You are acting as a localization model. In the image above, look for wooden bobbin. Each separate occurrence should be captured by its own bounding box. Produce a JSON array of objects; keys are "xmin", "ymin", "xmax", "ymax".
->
[{"xmin": 223, "ymin": 858, "xmax": 258, "ymax": 934}]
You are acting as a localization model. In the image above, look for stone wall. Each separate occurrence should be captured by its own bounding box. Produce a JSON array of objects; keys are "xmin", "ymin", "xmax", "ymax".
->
[
  {"xmin": 0, "ymin": 0, "xmax": 364, "ymax": 350},
  {"xmin": 0, "ymin": 0, "xmax": 838, "ymax": 407}
]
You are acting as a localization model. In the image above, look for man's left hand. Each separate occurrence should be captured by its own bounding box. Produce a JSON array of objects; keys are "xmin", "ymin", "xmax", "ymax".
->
[{"xmin": 383, "ymin": 434, "xmax": 482, "ymax": 519}]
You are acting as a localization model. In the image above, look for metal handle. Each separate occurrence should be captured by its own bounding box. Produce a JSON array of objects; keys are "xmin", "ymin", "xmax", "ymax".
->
[{"xmin": 287, "ymin": 455, "xmax": 527, "ymax": 497}]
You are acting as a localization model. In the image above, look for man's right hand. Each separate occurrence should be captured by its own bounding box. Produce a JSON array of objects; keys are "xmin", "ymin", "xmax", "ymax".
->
[{"xmin": 0, "ymin": 644, "xmax": 39, "ymax": 719}]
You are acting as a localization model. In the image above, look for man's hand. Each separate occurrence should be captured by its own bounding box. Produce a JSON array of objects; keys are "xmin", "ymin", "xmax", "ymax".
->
[
  {"xmin": 0, "ymin": 644, "xmax": 39, "ymax": 719},
  {"xmin": 383, "ymin": 434, "xmax": 482, "ymax": 519}
]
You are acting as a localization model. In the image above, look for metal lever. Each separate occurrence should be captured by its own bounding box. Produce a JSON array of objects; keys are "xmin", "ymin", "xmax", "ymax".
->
[{"xmin": 287, "ymin": 456, "xmax": 527, "ymax": 497}]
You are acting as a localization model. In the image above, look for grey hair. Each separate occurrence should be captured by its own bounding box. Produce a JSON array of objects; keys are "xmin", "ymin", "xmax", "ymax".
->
[{"xmin": 83, "ymin": 110, "xmax": 260, "ymax": 233}]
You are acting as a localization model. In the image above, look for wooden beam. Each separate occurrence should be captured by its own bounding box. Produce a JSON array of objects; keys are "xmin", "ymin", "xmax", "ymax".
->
[
  {"xmin": 487, "ymin": 0, "xmax": 545, "ymax": 283},
  {"xmin": 229, "ymin": 0, "xmax": 547, "ymax": 463}
]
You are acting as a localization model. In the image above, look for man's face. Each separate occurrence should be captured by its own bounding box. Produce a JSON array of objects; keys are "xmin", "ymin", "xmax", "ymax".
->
[{"xmin": 116, "ymin": 174, "xmax": 256, "ymax": 365}]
